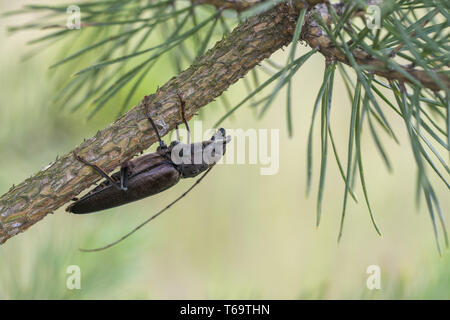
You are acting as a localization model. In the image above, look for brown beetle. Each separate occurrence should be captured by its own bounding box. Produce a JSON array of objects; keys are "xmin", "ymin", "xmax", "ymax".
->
[{"xmin": 66, "ymin": 94, "xmax": 230, "ymax": 251}]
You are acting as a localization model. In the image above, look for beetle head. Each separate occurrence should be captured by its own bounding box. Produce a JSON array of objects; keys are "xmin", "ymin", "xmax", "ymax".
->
[{"xmin": 171, "ymin": 128, "xmax": 231, "ymax": 178}]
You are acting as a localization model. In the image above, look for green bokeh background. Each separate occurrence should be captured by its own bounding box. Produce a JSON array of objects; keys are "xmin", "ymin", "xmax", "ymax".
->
[{"xmin": 0, "ymin": 0, "xmax": 448, "ymax": 299}]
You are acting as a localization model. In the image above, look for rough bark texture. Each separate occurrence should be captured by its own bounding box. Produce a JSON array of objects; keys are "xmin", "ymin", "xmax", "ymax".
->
[{"xmin": 0, "ymin": 1, "xmax": 311, "ymax": 245}]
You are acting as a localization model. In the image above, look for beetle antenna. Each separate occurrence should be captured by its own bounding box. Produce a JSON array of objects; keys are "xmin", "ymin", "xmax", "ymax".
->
[
  {"xmin": 144, "ymin": 95, "xmax": 165, "ymax": 148},
  {"xmin": 177, "ymin": 91, "xmax": 190, "ymax": 144},
  {"xmin": 79, "ymin": 166, "xmax": 215, "ymax": 253}
]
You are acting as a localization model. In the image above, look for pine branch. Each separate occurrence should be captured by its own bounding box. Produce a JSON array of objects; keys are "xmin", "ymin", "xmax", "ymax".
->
[
  {"xmin": 0, "ymin": 1, "xmax": 319, "ymax": 245},
  {"xmin": 302, "ymin": 3, "xmax": 449, "ymax": 92},
  {"xmin": 203, "ymin": 0, "xmax": 450, "ymax": 91}
]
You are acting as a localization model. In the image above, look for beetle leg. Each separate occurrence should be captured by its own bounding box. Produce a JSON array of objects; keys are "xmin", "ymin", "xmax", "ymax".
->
[
  {"xmin": 175, "ymin": 124, "xmax": 180, "ymax": 141},
  {"xmin": 73, "ymin": 151, "xmax": 123, "ymax": 191},
  {"xmin": 144, "ymin": 95, "xmax": 166, "ymax": 149},
  {"xmin": 177, "ymin": 91, "xmax": 190, "ymax": 145},
  {"xmin": 120, "ymin": 163, "xmax": 129, "ymax": 191}
]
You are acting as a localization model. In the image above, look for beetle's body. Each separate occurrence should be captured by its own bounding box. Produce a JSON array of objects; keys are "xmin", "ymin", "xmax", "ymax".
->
[
  {"xmin": 66, "ymin": 129, "xmax": 230, "ymax": 214},
  {"xmin": 67, "ymin": 94, "xmax": 231, "ymax": 251},
  {"xmin": 66, "ymin": 153, "xmax": 180, "ymax": 213}
]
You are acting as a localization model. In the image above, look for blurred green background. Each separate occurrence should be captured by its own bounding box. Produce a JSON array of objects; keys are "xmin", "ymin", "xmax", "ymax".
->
[{"xmin": 0, "ymin": 0, "xmax": 448, "ymax": 299}]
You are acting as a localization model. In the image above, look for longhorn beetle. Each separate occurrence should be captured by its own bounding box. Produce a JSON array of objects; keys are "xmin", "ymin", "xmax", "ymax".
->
[{"xmin": 66, "ymin": 93, "xmax": 231, "ymax": 252}]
